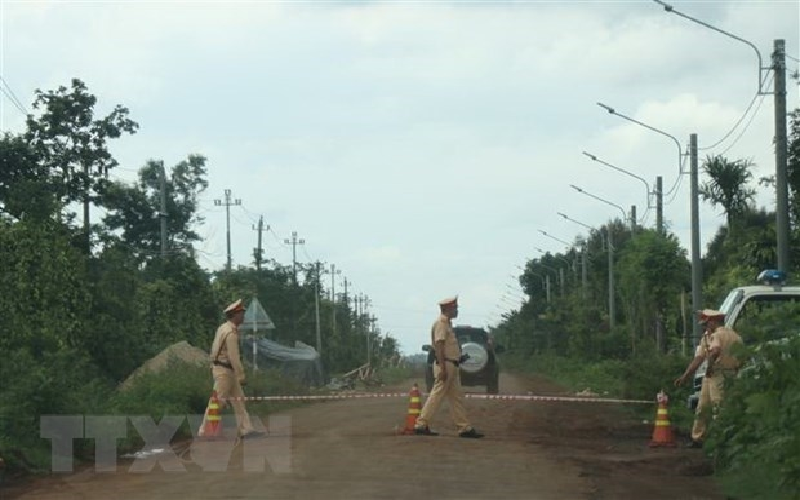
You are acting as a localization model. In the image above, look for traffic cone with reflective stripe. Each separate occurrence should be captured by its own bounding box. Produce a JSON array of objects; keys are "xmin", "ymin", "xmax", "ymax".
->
[
  {"xmin": 199, "ymin": 390, "xmax": 223, "ymax": 440},
  {"xmin": 403, "ymin": 384, "xmax": 422, "ymax": 435},
  {"xmin": 649, "ymin": 390, "xmax": 676, "ymax": 447}
]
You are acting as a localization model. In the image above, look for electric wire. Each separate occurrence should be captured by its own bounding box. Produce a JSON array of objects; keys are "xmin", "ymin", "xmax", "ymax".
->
[
  {"xmin": 718, "ymin": 73, "xmax": 773, "ymax": 157},
  {"xmin": 698, "ymin": 70, "xmax": 772, "ymax": 152},
  {"xmin": 0, "ymin": 75, "xmax": 27, "ymax": 114}
]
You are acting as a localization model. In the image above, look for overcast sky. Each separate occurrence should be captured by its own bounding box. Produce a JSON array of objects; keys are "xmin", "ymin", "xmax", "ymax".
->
[{"xmin": 2, "ymin": 0, "xmax": 799, "ymax": 356}]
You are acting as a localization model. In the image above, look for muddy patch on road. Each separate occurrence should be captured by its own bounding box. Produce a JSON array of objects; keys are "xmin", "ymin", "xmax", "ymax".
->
[{"xmin": 515, "ymin": 377, "xmax": 724, "ymax": 500}]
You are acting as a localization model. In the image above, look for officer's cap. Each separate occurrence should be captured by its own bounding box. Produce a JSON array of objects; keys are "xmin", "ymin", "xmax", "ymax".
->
[
  {"xmin": 438, "ymin": 295, "xmax": 458, "ymax": 307},
  {"xmin": 224, "ymin": 299, "xmax": 246, "ymax": 315},
  {"xmin": 698, "ymin": 309, "xmax": 725, "ymax": 321}
]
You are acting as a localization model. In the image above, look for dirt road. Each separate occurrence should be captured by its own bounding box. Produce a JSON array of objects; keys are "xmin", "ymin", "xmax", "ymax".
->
[{"xmin": 4, "ymin": 373, "xmax": 725, "ymax": 500}]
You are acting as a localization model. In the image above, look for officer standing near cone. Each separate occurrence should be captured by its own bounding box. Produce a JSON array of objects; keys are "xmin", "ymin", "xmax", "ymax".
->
[
  {"xmin": 199, "ymin": 299, "xmax": 264, "ymax": 439},
  {"xmin": 675, "ymin": 309, "xmax": 742, "ymax": 448},
  {"xmin": 414, "ymin": 296, "xmax": 483, "ymax": 438}
]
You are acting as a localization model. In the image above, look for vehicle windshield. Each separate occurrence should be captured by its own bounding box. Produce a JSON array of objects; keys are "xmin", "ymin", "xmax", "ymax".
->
[
  {"xmin": 718, "ymin": 288, "xmax": 743, "ymax": 318},
  {"xmin": 733, "ymin": 294, "xmax": 800, "ymax": 344}
]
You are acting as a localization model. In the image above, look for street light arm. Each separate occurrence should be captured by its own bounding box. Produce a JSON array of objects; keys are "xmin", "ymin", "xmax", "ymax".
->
[
  {"xmin": 570, "ymin": 184, "xmax": 628, "ymax": 221},
  {"xmin": 582, "ymin": 151, "xmax": 651, "ymax": 192},
  {"xmin": 653, "ymin": 0, "xmax": 764, "ymax": 92},
  {"xmin": 597, "ymin": 103, "xmax": 683, "ymax": 175},
  {"xmin": 557, "ymin": 212, "xmax": 593, "ymax": 231},
  {"xmin": 538, "ymin": 229, "xmax": 571, "ymax": 247}
]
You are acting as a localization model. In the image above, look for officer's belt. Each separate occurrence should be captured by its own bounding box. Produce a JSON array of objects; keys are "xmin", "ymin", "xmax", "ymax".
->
[
  {"xmin": 213, "ymin": 360, "xmax": 233, "ymax": 370},
  {"xmin": 435, "ymin": 358, "xmax": 460, "ymax": 367}
]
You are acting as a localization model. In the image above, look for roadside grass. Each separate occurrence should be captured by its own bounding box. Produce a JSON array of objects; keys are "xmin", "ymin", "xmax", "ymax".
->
[{"xmin": 0, "ymin": 356, "xmax": 313, "ymax": 477}]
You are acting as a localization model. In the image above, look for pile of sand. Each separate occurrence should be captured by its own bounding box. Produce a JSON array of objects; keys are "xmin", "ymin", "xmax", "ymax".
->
[{"xmin": 120, "ymin": 341, "xmax": 210, "ymax": 391}]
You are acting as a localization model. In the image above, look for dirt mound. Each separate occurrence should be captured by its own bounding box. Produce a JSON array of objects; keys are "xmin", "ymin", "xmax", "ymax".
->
[{"xmin": 119, "ymin": 341, "xmax": 209, "ymax": 390}]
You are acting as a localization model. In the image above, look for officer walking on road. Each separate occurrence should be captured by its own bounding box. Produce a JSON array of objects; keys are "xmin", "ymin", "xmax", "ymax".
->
[
  {"xmin": 414, "ymin": 296, "xmax": 484, "ymax": 438},
  {"xmin": 675, "ymin": 309, "xmax": 743, "ymax": 448},
  {"xmin": 199, "ymin": 299, "xmax": 264, "ymax": 439}
]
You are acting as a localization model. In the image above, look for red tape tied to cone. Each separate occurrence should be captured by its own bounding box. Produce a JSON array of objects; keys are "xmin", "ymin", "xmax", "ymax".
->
[{"xmin": 222, "ymin": 392, "xmax": 654, "ymax": 404}]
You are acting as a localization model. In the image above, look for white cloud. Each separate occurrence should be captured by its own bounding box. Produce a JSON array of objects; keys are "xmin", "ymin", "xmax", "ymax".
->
[{"xmin": 2, "ymin": 0, "xmax": 798, "ymax": 355}]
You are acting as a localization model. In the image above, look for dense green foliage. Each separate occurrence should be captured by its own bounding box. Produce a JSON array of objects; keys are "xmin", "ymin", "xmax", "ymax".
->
[
  {"xmin": 493, "ymin": 110, "xmax": 800, "ymax": 498},
  {"xmin": 0, "ymin": 79, "xmax": 400, "ymax": 474}
]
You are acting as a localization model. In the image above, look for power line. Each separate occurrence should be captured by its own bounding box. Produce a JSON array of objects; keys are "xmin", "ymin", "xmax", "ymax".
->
[
  {"xmin": 0, "ymin": 75, "xmax": 27, "ymax": 115},
  {"xmin": 664, "ymin": 153, "xmax": 689, "ymax": 206},
  {"xmin": 699, "ymin": 70, "xmax": 771, "ymax": 152},
  {"xmin": 718, "ymin": 74, "xmax": 773, "ymax": 157}
]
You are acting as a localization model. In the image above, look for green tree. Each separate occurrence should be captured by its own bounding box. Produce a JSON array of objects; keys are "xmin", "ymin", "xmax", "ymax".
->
[
  {"xmin": 617, "ymin": 229, "xmax": 690, "ymax": 353},
  {"xmin": 0, "ymin": 133, "xmax": 58, "ymax": 223},
  {"xmin": 101, "ymin": 155, "xmax": 209, "ymax": 263},
  {"xmin": 700, "ymin": 154, "xmax": 757, "ymax": 228},
  {"xmin": 24, "ymin": 78, "xmax": 138, "ymax": 251}
]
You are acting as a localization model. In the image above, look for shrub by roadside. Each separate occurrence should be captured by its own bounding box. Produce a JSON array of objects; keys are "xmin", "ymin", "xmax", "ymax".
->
[
  {"xmin": 705, "ymin": 336, "xmax": 800, "ymax": 500},
  {"xmin": 0, "ymin": 354, "xmax": 311, "ymax": 478},
  {"xmin": 503, "ymin": 348, "xmax": 698, "ymax": 432}
]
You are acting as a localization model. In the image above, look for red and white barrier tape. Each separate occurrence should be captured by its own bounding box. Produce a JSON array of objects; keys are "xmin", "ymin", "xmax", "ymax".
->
[{"xmin": 222, "ymin": 392, "xmax": 654, "ymax": 405}]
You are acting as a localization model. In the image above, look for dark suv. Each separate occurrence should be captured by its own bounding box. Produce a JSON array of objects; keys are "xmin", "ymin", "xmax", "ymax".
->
[{"xmin": 422, "ymin": 325, "xmax": 503, "ymax": 394}]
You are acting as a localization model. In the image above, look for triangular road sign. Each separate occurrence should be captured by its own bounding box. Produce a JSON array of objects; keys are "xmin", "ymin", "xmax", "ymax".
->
[{"xmin": 242, "ymin": 297, "xmax": 276, "ymax": 331}]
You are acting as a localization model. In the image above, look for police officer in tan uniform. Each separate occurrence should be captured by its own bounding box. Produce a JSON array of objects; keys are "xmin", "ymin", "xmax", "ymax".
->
[
  {"xmin": 675, "ymin": 309, "xmax": 743, "ymax": 448},
  {"xmin": 414, "ymin": 296, "xmax": 483, "ymax": 438},
  {"xmin": 199, "ymin": 299, "xmax": 264, "ymax": 439}
]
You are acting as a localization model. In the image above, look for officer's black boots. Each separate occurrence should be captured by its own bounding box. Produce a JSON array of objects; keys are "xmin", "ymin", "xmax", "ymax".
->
[{"xmin": 459, "ymin": 428, "xmax": 484, "ymax": 439}]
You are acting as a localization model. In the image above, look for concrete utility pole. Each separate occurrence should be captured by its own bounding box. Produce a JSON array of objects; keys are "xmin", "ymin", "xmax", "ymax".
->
[
  {"xmin": 362, "ymin": 294, "xmax": 372, "ymax": 364},
  {"xmin": 581, "ymin": 243, "xmax": 588, "ymax": 300},
  {"xmin": 214, "ymin": 189, "xmax": 241, "ymax": 272},
  {"xmin": 690, "ymin": 133, "xmax": 703, "ymax": 350},
  {"xmin": 370, "ymin": 316, "xmax": 377, "ymax": 364},
  {"xmin": 544, "ymin": 274, "xmax": 551, "ymax": 304},
  {"xmin": 342, "ymin": 277, "xmax": 350, "ymax": 307},
  {"xmin": 607, "ymin": 225, "xmax": 615, "ymax": 329},
  {"xmin": 82, "ymin": 162, "xmax": 91, "ymax": 252},
  {"xmin": 314, "ymin": 261, "xmax": 322, "ymax": 356},
  {"xmin": 159, "ymin": 161, "xmax": 167, "ymax": 258},
  {"xmin": 330, "ymin": 264, "xmax": 341, "ymax": 335},
  {"xmin": 774, "ymin": 39, "xmax": 789, "ymax": 273},
  {"xmin": 630, "ymin": 205, "xmax": 637, "ymax": 234},
  {"xmin": 538, "ymin": 262, "xmax": 561, "ymax": 299},
  {"xmin": 284, "ymin": 231, "xmax": 306, "ymax": 284},
  {"xmin": 656, "ymin": 176, "xmax": 664, "ymax": 234},
  {"xmin": 253, "ymin": 216, "xmax": 269, "ymax": 271}
]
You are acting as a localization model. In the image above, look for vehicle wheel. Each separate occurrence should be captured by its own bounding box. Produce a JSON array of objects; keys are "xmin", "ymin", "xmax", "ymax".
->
[{"xmin": 487, "ymin": 377, "xmax": 499, "ymax": 394}]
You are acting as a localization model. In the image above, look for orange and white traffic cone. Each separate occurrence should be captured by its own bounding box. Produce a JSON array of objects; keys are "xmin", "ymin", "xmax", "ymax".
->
[
  {"xmin": 402, "ymin": 384, "xmax": 422, "ymax": 435},
  {"xmin": 198, "ymin": 390, "xmax": 223, "ymax": 440},
  {"xmin": 649, "ymin": 390, "xmax": 676, "ymax": 448}
]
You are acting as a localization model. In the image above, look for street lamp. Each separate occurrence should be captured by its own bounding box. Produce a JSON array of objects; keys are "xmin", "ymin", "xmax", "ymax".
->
[
  {"xmin": 652, "ymin": 0, "xmax": 767, "ymax": 95},
  {"xmin": 557, "ymin": 212, "xmax": 592, "ymax": 231},
  {"xmin": 570, "ymin": 186, "xmax": 619, "ymax": 328},
  {"xmin": 557, "ymin": 212, "xmax": 594, "ymax": 297},
  {"xmin": 570, "ymin": 184, "xmax": 629, "ymax": 224},
  {"xmin": 582, "ymin": 151, "xmax": 660, "ymax": 233},
  {"xmin": 538, "ymin": 229, "xmax": 571, "ymax": 248},
  {"xmin": 597, "ymin": 102, "xmax": 684, "ymax": 182},
  {"xmin": 539, "ymin": 229, "xmax": 580, "ymax": 285}
]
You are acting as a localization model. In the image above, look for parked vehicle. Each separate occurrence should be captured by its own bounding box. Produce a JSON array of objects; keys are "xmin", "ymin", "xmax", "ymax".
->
[
  {"xmin": 422, "ymin": 325, "xmax": 503, "ymax": 394},
  {"xmin": 688, "ymin": 269, "xmax": 800, "ymax": 409}
]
